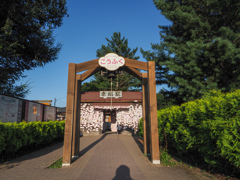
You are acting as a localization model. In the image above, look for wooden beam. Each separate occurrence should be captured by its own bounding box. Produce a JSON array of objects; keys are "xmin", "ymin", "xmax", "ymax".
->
[
  {"xmin": 81, "ymin": 99, "xmax": 142, "ymax": 103},
  {"xmin": 80, "ymin": 66, "xmax": 101, "ymax": 81},
  {"xmin": 122, "ymin": 66, "xmax": 142, "ymax": 80},
  {"xmin": 72, "ymin": 77, "xmax": 81, "ymax": 158},
  {"xmin": 125, "ymin": 58, "xmax": 148, "ymax": 71},
  {"xmin": 76, "ymin": 59, "xmax": 99, "ymax": 73},
  {"xmin": 62, "ymin": 63, "xmax": 76, "ymax": 166},
  {"xmin": 148, "ymin": 61, "xmax": 160, "ymax": 164}
]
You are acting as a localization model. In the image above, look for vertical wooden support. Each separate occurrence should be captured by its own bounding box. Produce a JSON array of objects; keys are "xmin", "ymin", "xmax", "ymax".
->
[
  {"xmin": 148, "ymin": 61, "xmax": 160, "ymax": 164},
  {"xmin": 145, "ymin": 76, "xmax": 151, "ymax": 155},
  {"xmin": 142, "ymin": 73, "xmax": 148, "ymax": 155},
  {"xmin": 145, "ymin": 96, "xmax": 151, "ymax": 156},
  {"xmin": 72, "ymin": 75, "xmax": 81, "ymax": 158},
  {"xmin": 62, "ymin": 63, "xmax": 76, "ymax": 166}
]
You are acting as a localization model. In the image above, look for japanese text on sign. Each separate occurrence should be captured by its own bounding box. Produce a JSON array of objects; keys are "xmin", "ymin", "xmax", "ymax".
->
[
  {"xmin": 98, "ymin": 53, "xmax": 125, "ymax": 71},
  {"xmin": 100, "ymin": 91, "xmax": 122, "ymax": 98}
]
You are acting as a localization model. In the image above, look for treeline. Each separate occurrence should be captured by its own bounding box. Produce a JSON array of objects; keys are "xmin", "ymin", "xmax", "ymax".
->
[
  {"xmin": 0, "ymin": 121, "xmax": 65, "ymax": 162},
  {"xmin": 141, "ymin": 0, "xmax": 240, "ymax": 108}
]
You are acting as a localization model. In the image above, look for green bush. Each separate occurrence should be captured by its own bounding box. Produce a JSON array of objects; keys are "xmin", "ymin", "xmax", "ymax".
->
[
  {"xmin": 0, "ymin": 121, "xmax": 65, "ymax": 161},
  {"xmin": 138, "ymin": 118, "xmax": 143, "ymax": 137},
  {"xmin": 158, "ymin": 90, "xmax": 240, "ymax": 173}
]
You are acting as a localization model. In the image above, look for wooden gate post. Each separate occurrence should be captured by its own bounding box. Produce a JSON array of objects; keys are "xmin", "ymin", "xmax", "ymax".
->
[
  {"xmin": 62, "ymin": 63, "xmax": 76, "ymax": 166},
  {"xmin": 72, "ymin": 75, "xmax": 81, "ymax": 158},
  {"xmin": 142, "ymin": 73, "xmax": 150, "ymax": 155},
  {"xmin": 147, "ymin": 61, "xmax": 160, "ymax": 164}
]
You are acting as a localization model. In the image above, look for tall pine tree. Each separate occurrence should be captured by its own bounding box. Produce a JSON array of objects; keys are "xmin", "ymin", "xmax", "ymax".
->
[
  {"xmin": 0, "ymin": 0, "xmax": 68, "ymax": 97},
  {"xmin": 142, "ymin": 0, "xmax": 240, "ymax": 102},
  {"xmin": 82, "ymin": 32, "xmax": 141, "ymax": 92}
]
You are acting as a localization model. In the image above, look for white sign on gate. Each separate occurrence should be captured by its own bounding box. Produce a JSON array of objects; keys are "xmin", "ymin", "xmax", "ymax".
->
[
  {"xmin": 98, "ymin": 53, "xmax": 125, "ymax": 71},
  {"xmin": 100, "ymin": 91, "xmax": 122, "ymax": 98}
]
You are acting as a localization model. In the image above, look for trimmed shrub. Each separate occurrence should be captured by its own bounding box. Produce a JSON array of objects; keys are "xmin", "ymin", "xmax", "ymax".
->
[
  {"xmin": 0, "ymin": 121, "xmax": 65, "ymax": 161},
  {"xmin": 158, "ymin": 90, "xmax": 240, "ymax": 173}
]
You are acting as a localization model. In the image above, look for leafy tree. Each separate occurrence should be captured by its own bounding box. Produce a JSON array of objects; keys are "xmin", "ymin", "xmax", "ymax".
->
[
  {"xmin": 157, "ymin": 89, "xmax": 182, "ymax": 109},
  {"xmin": 142, "ymin": 0, "xmax": 240, "ymax": 102},
  {"xmin": 0, "ymin": 77, "xmax": 31, "ymax": 98},
  {"xmin": 82, "ymin": 32, "xmax": 141, "ymax": 91},
  {"xmin": 0, "ymin": 0, "xmax": 68, "ymax": 98}
]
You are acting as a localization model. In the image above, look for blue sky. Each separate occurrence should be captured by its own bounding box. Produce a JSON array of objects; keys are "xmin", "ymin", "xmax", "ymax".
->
[{"xmin": 21, "ymin": 0, "xmax": 171, "ymax": 107}]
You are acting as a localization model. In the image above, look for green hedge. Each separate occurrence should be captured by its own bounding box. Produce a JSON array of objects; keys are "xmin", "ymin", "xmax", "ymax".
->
[
  {"xmin": 158, "ymin": 90, "xmax": 240, "ymax": 172},
  {"xmin": 0, "ymin": 121, "xmax": 65, "ymax": 160},
  {"xmin": 138, "ymin": 118, "xmax": 143, "ymax": 137}
]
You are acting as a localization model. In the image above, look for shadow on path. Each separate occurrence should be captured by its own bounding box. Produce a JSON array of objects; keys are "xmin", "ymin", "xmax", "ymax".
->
[
  {"xmin": 112, "ymin": 165, "xmax": 133, "ymax": 180},
  {"xmin": 79, "ymin": 132, "xmax": 114, "ymax": 157},
  {"xmin": 0, "ymin": 141, "xmax": 63, "ymax": 170},
  {"xmin": 132, "ymin": 136, "xmax": 144, "ymax": 153},
  {"xmin": 132, "ymin": 136, "xmax": 152, "ymax": 161}
]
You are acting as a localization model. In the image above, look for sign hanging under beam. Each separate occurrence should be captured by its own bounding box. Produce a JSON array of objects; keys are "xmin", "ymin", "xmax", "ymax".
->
[{"xmin": 100, "ymin": 91, "xmax": 122, "ymax": 98}]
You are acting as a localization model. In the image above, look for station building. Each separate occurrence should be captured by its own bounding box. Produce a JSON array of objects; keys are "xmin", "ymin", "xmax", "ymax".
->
[{"xmin": 80, "ymin": 91, "xmax": 142, "ymax": 135}]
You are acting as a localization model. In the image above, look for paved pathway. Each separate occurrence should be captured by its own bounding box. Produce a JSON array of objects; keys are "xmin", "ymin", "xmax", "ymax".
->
[{"xmin": 0, "ymin": 133, "xmax": 212, "ymax": 180}]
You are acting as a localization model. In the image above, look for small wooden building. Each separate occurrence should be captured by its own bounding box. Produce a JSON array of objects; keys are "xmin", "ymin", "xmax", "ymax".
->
[{"xmin": 80, "ymin": 91, "xmax": 142, "ymax": 135}]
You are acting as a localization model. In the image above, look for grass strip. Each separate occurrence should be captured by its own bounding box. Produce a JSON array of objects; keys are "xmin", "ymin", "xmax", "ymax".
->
[{"xmin": 49, "ymin": 157, "xmax": 62, "ymax": 168}]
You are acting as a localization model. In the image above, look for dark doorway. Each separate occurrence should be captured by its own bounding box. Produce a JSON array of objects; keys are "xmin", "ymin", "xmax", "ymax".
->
[{"xmin": 103, "ymin": 110, "xmax": 117, "ymax": 133}]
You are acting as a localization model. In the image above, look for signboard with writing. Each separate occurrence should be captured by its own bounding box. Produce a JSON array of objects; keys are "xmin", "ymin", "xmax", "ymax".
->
[
  {"xmin": 111, "ymin": 123, "xmax": 117, "ymax": 132},
  {"xmin": 44, "ymin": 106, "xmax": 56, "ymax": 121},
  {"xmin": 98, "ymin": 53, "xmax": 125, "ymax": 71},
  {"xmin": 0, "ymin": 95, "xmax": 20, "ymax": 123},
  {"xmin": 25, "ymin": 101, "xmax": 43, "ymax": 122},
  {"xmin": 100, "ymin": 91, "xmax": 122, "ymax": 98}
]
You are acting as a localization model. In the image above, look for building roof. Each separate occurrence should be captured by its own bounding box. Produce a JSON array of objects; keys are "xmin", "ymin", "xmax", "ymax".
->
[
  {"xmin": 81, "ymin": 91, "xmax": 142, "ymax": 103},
  {"xmin": 57, "ymin": 107, "xmax": 66, "ymax": 112},
  {"xmin": 33, "ymin": 100, "xmax": 52, "ymax": 106}
]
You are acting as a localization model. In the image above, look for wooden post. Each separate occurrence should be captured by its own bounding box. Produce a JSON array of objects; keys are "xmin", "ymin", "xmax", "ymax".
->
[
  {"xmin": 145, "ymin": 77, "xmax": 151, "ymax": 155},
  {"xmin": 62, "ymin": 63, "xmax": 76, "ymax": 166},
  {"xmin": 147, "ymin": 61, "xmax": 160, "ymax": 164},
  {"xmin": 142, "ymin": 73, "xmax": 148, "ymax": 155},
  {"xmin": 72, "ymin": 76, "xmax": 81, "ymax": 158}
]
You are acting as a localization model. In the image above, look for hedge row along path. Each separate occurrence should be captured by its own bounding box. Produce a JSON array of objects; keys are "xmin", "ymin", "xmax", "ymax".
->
[{"xmin": 157, "ymin": 90, "xmax": 240, "ymax": 174}]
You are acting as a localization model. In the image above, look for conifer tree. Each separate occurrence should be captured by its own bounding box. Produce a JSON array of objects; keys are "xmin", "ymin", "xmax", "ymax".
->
[
  {"xmin": 82, "ymin": 32, "xmax": 141, "ymax": 91},
  {"xmin": 142, "ymin": 0, "xmax": 240, "ymax": 102},
  {"xmin": 0, "ymin": 0, "xmax": 68, "ymax": 97}
]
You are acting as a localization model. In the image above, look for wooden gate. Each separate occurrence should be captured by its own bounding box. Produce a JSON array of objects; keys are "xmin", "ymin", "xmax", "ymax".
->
[{"xmin": 62, "ymin": 53, "xmax": 160, "ymax": 166}]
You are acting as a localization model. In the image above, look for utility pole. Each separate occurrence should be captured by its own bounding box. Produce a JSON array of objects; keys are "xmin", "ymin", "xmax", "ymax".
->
[{"xmin": 54, "ymin": 98, "xmax": 56, "ymax": 107}]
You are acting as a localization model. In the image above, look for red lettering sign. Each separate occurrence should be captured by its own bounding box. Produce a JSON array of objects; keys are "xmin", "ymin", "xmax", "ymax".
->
[{"xmin": 98, "ymin": 53, "xmax": 125, "ymax": 71}]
